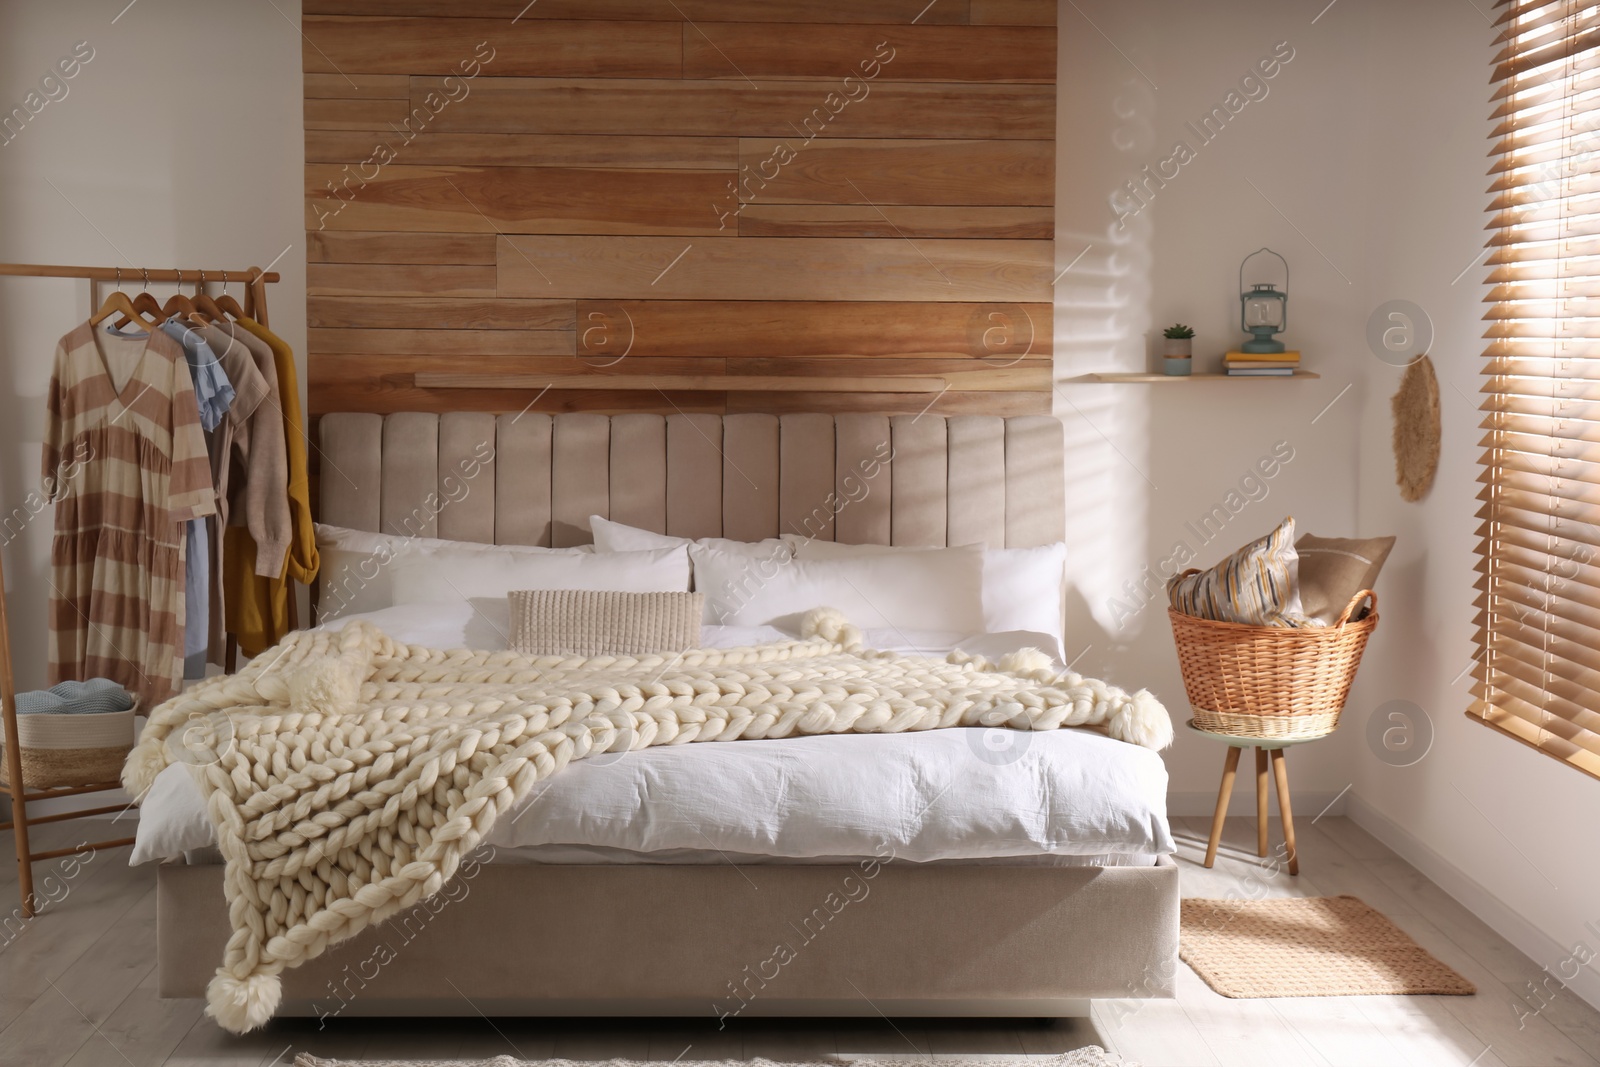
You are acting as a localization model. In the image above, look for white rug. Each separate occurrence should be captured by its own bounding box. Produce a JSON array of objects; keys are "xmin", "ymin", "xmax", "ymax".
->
[{"xmin": 292, "ymin": 1053, "xmax": 1135, "ymax": 1067}]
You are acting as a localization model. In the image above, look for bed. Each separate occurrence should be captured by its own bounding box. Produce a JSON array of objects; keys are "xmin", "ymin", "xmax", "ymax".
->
[{"xmin": 145, "ymin": 411, "xmax": 1179, "ymax": 1021}]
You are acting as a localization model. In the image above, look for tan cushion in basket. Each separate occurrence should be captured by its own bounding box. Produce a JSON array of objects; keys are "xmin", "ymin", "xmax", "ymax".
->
[
  {"xmin": 509, "ymin": 589, "xmax": 703, "ymax": 656},
  {"xmin": 1296, "ymin": 534, "xmax": 1394, "ymax": 624}
]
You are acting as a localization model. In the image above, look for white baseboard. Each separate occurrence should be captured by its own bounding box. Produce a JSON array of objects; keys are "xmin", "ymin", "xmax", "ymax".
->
[
  {"xmin": 1348, "ymin": 794, "xmax": 1600, "ymax": 1013},
  {"xmin": 1167, "ymin": 789, "xmax": 1350, "ymax": 819}
]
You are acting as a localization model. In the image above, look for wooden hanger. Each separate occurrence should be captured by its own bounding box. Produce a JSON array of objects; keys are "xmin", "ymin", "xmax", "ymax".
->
[
  {"xmin": 90, "ymin": 290, "xmax": 163, "ymax": 332},
  {"xmin": 161, "ymin": 291, "xmax": 196, "ymax": 319},
  {"xmin": 113, "ymin": 269, "xmax": 169, "ymax": 330},
  {"xmin": 214, "ymin": 271, "xmax": 246, "ymax": 320},
  {"xmin": 190, "ymin": 271, "xmax": 228, "ymax": 322},
  {"xmin": 191, "ymin": 292, "xmax": 228, "ymax": 326},
  {"xmin": 129, "ymin": 290, "xmax": 166, "ymax": 323},
  {"xmin": 191, "ymin": 296, "xmax": 226, "ymax": 321}
]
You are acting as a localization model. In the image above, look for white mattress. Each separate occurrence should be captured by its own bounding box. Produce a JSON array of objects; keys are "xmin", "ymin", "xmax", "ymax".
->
[
  {"xmin": 301, "ymin": 598, "xmax": 1065, "ymax": 666},
  {"xmin": 172, "ymin": 844, "xmax": 1159, "ymax": 867},
  {"xmin": 133, "ymin": 613, "xmax": 1172, "ymax": 867}
]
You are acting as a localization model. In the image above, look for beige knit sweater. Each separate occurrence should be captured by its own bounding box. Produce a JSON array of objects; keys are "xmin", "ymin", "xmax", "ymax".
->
[{"xmin": 198, "ymin": 321, "xmax": 289, "ymax": 580}]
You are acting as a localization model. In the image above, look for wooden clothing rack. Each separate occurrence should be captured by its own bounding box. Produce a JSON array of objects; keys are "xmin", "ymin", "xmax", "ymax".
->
[{"xmin": 0, "ymin": 259, "xmax": 279, "ymax": 916}]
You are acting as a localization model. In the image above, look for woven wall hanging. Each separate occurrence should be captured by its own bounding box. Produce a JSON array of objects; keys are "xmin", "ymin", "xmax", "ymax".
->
[{"xmin": 1391, "ymin": 354, "xmax": 1440, "ymax": 502}]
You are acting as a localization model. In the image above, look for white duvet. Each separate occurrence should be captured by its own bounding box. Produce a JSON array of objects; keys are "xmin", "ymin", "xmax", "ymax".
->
[{"xmin": 131, "ymin": 608, "xmax": 1173, "ymax": 866}]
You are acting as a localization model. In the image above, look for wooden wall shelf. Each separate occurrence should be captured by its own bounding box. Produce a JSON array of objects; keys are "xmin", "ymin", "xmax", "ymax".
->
[
  {"xmin": 1072, "ymin": 370, "xmax": 1321, "ymax": 383},
  {"xmin": 413, "ymin": 369, "xmax": 1046, "ymax": 394}
]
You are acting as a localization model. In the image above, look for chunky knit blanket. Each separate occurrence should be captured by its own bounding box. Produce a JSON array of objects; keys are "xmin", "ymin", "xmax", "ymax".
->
[{"xmin": 124, "ymin": 609, "xmax": 1171, "ymax": 1034}]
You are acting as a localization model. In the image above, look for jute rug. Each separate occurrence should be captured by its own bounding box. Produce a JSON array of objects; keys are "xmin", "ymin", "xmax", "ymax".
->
[
  {"xmin": 293, "ymin": 1053, "xmax": 1133, "ymax": 1067},
  {"xmin": 1181, "ymin": 895, "xmax": 1475, "ymax": 998}
]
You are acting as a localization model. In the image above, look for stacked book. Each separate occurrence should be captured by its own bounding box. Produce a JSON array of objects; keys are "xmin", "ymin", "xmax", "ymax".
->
[{"xmin": 1224, "ymin": 350, "xmax": 1301, "ymax": 377}]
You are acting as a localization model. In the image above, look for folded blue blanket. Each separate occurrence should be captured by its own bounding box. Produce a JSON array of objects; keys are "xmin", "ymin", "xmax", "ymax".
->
[{"xmin": 15, "ymin": 679, "xmax": 135, "ymax": 715}]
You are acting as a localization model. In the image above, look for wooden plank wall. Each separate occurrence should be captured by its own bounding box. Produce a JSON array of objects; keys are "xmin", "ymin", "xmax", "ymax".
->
[{"xmin": 303, "ymin": 0, "xmax": 1056, "ymax": 418}]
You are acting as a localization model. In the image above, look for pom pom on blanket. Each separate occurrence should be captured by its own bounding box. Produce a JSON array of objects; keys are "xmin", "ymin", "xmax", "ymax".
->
[
  {"xmin": 801, "ymin": 606, "xmax": 863, "ymax": 651},
  {"xmin": 1108, "ymin": 688, "xmax": 1174, "ymax": 751},
  {"xmin": 283, "ymin": 648, "xmax": 366, "ymax": 716},
  {"xmin": 206, "ymin": 970, "xmax": 281, "ymax": 1034},
  {"xmin": 999, "ymin": 647, "xmax": 1054, "ymax": 675},
  {"xmin": 121, "ymin": 738, "xmax": 169, "ymax": 799},
  {"xmin": 255, "ymin": 626, "xmax": 371, "ymax": 716}
]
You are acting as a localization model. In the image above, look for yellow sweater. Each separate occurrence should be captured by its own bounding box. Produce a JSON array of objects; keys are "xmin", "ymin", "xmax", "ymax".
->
[{"xmin": 224, "ymin": 317, "xmax": 318, "ymax": 656}]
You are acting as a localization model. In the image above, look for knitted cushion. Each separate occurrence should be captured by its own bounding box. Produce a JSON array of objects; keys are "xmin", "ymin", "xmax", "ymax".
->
[
  {"xmin": 508, "ymin": 589, "xmax": 703, "ymax": 656},
  {"xmin": 15, "ymin": 678, "xmax": 136, "ymax": 715},
  {"xmin": 1167, "ymin": 516, "xmax": 1311, "ymax": 628}
]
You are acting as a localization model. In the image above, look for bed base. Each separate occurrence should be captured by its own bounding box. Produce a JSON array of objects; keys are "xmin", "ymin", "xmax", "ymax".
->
[
  {"xmin": 273, "ymin": 998, "xmax": 1093, "ymax": 1019},
  {"xmin": 159, "ymin": 858, "xmax": 1178, "ymax": 1020}
]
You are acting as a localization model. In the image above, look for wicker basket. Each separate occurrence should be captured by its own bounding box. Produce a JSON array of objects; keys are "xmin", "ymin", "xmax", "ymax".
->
[
  {"xmin": 1169, "ymin": 585, "xmax": 1378, "ymax": 740},
  {"xmin": 0, "ymin": 707, "xmax": 137, "ymax": 790}
]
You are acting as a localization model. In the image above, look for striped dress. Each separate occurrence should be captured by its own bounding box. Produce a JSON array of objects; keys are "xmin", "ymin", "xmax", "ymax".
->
[{"xmin": 44, "ymin": 321, "xmax": 216, "ymax": 706}]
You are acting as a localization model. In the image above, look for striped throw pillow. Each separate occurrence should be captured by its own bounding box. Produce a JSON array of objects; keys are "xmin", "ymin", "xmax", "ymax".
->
[{"xmin": 1167, "ymin": 516, "xmax": 1313, "ymax": 628}]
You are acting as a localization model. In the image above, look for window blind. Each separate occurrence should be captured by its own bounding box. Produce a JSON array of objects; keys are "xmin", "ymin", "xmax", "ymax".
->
[{"xmin": 1475, "ymin": 0, "xmax": 1600, "ymax": 780}]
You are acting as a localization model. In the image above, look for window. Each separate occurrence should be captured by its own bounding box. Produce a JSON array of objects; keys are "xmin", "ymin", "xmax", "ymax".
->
[{"xmin": 1474, "ymin": 0, "xmax": 1600, "ymax": 779}]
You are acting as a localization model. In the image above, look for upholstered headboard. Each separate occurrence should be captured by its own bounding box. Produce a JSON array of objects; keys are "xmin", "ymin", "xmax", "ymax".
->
[{"xmin": 317, "ymin": 413, "xmax": 1065, "ymax": 550}]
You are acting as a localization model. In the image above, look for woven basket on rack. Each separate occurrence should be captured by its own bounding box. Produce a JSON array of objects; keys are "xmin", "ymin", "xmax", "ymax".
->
[
  {"xmin": 1169, "ymin": 584, "xmax": 1378, "ymax": 740},
  {"xmin": 0, "ymin": 708, "xmax": 137, "ymax": 790}
]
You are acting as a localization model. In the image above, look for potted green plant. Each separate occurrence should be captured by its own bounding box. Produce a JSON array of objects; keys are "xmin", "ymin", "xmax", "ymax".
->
[{"xmin": 1163, "ymin": 324, "xmax": 1194, "ymax": 376}]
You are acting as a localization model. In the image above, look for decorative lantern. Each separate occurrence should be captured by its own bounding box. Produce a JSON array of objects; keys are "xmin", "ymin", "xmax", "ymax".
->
[{"xmin": 1238, "ymin": 248, "xmax": 1289, "ymax": 354}]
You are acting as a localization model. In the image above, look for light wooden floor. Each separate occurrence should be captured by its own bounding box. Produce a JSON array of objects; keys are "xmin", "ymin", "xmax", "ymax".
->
[{"xmin": 1, "ymin": 817, "xmax": 1597, "ymax": 1067}]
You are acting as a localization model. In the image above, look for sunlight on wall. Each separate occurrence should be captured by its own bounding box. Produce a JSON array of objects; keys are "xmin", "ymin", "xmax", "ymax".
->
[{"xmin": 1055, "ymin": 71, "xmax": 1155, "ymax": 666}]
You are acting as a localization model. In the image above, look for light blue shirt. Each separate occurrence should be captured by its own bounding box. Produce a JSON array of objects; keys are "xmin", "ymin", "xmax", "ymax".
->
[
  {"xmin": 159, "ymin": 321, "xmax": 233, "ymax": 675},
  {"xmin": 160, "ymin": 320, "xmax": 233, "ymax": 432}
]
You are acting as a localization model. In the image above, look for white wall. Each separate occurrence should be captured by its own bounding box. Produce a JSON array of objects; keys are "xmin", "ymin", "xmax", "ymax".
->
[
  {"xmin": 1059, "ymin": 0, "xmax": 1600, "ymax": 1011},
  {"xmin": 1056, "ymin": 0, "xmax": 1370, "ymax": 815},
  {"xmin": 1350, "ymin": 1, "xmax": 1600, "ymax": 1011},
  {"xmin": 0, "ymin": 1, "xmax": 305, "ymax": 815}
]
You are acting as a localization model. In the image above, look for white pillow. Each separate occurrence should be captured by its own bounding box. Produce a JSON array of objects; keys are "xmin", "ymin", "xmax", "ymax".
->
[
  {"xmin": 589, "ymin": 516, "xmax": 791, "ymax": 557},
  {"xmin": 315, "ymin": 523, "xmax": 589, "ymax": 620},
  {"xmin": 782, "ymin": 536, "xmax": 1066, "ymax": 653},
  {"xmin": 310, "ymin": 601, "xmax": 511, "ymax": 650},
  {"xmin": 391, "ymin": 545, "xmax": 690, "ymax": 605},
  {"xmin": 590, "ymin": 516, "xmax": 795, "ymax": 595},
  {"xmin": 980, "ymin": 542, "xmax": 1068, "ymax": 649},
  {"xmin": 128, "ymin": 763, "xmax": 214, "ymax": 865},
  {"xmin": 692, "ymin": 543, "xmax": 984, "ymax": 632}
]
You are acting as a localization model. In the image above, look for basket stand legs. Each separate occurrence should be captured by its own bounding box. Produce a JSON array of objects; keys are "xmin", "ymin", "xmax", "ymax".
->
[
  {"xmin": 1204, "ymin": 744, "xmax": 1300, "ymax": 876},
  {"xmin": 1255, "ymin": 748, "xmax": 1270, "ymax": 857},
  {"xmin": 1271, "ymin": 748, "xmax": 1299, "ymax": 876},
  {"xmin": 1203, "ymin": 746, "xmax": 1241, "ymax": 868}
]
